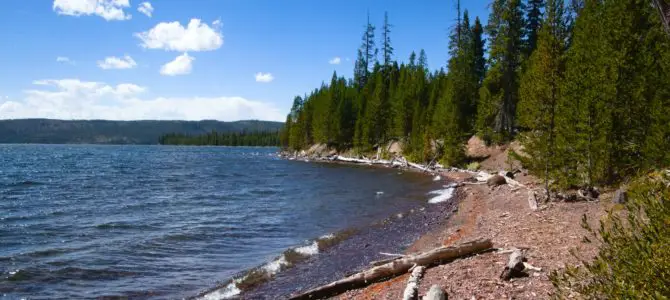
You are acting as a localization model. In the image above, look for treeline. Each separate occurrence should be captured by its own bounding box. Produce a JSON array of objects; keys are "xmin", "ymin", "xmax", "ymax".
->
[
  {"xmin": 159, "ymin": 130, "xmax": 280, "ymax": 146},
  {"xmin": 280, "ymin": 0, "xmax": 670, "ymax": 188}
]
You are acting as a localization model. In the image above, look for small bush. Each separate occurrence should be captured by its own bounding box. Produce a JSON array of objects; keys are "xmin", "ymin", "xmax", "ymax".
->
[
  {"xmin": 550, "ymin": 170, "xmax": 670, "ymax": 299},
  {"xmin": 466, "ymin": 161, "xmax": 481, "ymax": 171}
]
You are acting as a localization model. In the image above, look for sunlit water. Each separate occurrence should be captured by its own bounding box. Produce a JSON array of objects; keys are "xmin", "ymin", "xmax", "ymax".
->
[{"xmin": 0, "ymin": 145, "xmax": 443, "ymax": 299}]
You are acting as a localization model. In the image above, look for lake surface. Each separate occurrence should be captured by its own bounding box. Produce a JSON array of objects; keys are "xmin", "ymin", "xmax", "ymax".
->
[{"xmin": 0, "ymin": 145, "xmax": 441, "ymax": 299}]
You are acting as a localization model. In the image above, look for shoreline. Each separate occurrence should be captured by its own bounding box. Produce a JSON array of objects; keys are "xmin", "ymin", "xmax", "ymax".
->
[{"xmin": 195, "ymin": 155, "xmax": 460, "ymax": 299}]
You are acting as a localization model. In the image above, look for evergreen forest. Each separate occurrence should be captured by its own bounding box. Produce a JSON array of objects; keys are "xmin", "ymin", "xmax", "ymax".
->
[
  {"xmin": 280, "ymin": 0, "xmax": 670, "ymax": 188},
  {"xmin": 159, "ymin": 130, "xmax": 281, "ymax": 146}
]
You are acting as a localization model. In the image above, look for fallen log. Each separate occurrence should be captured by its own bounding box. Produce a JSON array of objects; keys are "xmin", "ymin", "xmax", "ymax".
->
[
  {"xmin": 289, "ymin": 239, "xmax": 493, "ymax": 300},
  {"xmin": 499, "ymin": 249, "xmax": 541, "ymax": 280},
  {"xmin": 408, "ymin": 161, "xmax": 431, "ymax": 172},
  {"xmin": 402, "ymin": 265, "xmax": 425, "ymax": 300}
]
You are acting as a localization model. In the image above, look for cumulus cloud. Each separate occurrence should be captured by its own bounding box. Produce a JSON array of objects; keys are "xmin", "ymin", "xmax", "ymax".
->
[
  {"xmin": 255, "ymin": 72, "xmax": 274, "ymax": 83},
  {"xmin": 53, "ymin": 0, "xmax": 132, "ymax": 21},
  {"xmin": 137, "ymin": 1, "xmax": 153, "ymax": 17},
  {"xmin": 97, "ymin": 55, "xmax": 137, "ymax": 70},
  {"xmin": 135, "ymin": 19, "xmax": 223, "ymax": 52},
  {"xmin": 0, "ymin": 79, "xmax": 284, "ymax": 121},
  {"xmin": 160, "ymin": 53, "xmax": 194, "ymax": 76},
  {"xmin": 56, "ymin": 56, "xmax": 75, "ymax": 64},
  {"xmin": 328, "ymin": 57, "xmax": 341, "ymax": 65}
]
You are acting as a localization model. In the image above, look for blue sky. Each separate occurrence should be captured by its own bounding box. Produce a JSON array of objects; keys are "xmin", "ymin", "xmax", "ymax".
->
[{"xmin": 0, "ymin": 0, "xmax": 491, "ymax": 122}]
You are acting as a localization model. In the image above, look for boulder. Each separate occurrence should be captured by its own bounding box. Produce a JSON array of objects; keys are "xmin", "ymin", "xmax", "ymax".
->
[
  {"xmin": 387, "ymin": 140, "xmax": 404, "ymax": 155},
  {"xmin": 424, "ymin": 285, "xmax": 447, "ymax": 300},
  {"xmin": 487, "ymin": 174, "xmax": 507, "ymax": 187},
  {"xmin": 613, "ymin": 188, "xmax": 628, "ymax": 204}
]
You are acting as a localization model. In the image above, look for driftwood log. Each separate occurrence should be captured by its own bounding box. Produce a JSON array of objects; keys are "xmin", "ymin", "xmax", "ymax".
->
[
  {"xmin": 499, "ymin": 249, "xmax": 542, "ymax": 280},
  {"xmin": 402, "ymin": 265, "xmax": 425, "ymax": 300},
  {"xmin": 289, "ymin": 239, "xmax": 493, "ymax": 300}
]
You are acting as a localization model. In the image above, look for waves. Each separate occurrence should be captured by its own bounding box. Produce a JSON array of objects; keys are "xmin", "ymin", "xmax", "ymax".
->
[
  {"xmin": 427, "ymin": 182, "xmax": 458, "ymax": 204},
  {"xmin": 197, "ymin": 230, "xmax": 357, "ymax": 299}
]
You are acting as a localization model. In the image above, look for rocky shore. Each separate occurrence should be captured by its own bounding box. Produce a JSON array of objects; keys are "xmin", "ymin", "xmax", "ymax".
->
[{"xmin": 273, "ymin": 139, "xmax": 611, "ymax": 299}]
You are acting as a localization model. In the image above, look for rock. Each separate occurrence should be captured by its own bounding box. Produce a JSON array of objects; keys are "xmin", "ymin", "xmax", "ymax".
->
[
  {"xmin": 387, "ymin": 140, "xmax": 404, "ymax": 155},
  {"xmin": 613, "ymin": 188, "xmax": 627, "ymax": 204},
  {"xmin": 465, "ymin": 135, "xmax": 492, "ymax": 159},
  {"xmin": 424, "ymin": 285, "xmax": 447, "ymax": 300},
  {"xmin": 487, "ymin": 175, "xmax": 507, "ymax": 187}
]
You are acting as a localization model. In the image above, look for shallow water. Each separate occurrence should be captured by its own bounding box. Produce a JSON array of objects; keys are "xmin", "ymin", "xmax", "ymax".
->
[{"xmin": 0, "ymin": 145, "xmax": 442, "ymax": 299}]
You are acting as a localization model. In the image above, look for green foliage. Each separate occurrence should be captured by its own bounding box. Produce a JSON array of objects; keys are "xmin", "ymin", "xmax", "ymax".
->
[
  {"xmin": 283, "ymin": 0, "xmax": 669, "ymax": 179},
  {"xmin": 551, "ymin": 171, "xmax": 670, "ymax": 299},
  {"xmin": 159, "ymin": 130, "xmax": 280, "ymax": 146},
  {"xmin": 465, "ymin": 161, "xmax": 480, "ymax": 171},
  {"xmin": 476, "ymin": 0, "xmax": 525, "ymax": 143},
  {"xmin": 517, "ymin": 0, "xmax": 567, "ymax": 188}
]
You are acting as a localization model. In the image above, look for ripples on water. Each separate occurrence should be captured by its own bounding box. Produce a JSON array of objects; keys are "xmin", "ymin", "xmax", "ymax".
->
[{"xmin": 0, "ymin": 145, "xmax": 440, "ymax": 299}]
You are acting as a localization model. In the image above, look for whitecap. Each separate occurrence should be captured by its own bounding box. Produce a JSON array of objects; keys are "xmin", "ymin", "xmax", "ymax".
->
[
  {"xmin": 294, "ymin": 241, "xmax": 319, "ymax": 256},
  {"xmin": 200, "ymin": 281, "xmax": 241, "ymax": 300},
  {"xmin": 433, "ymin": 175, "xmax": 442, "ymax": 181},
  {"xmin": 263, "ymin": 255, "xmax": 288, "ymax": 274},
  {"xmin": 427, "ymin": 187, "xmax": 455, "ymax": 204},
  {"xmin": 376, "ymin": 191, "xmax": 384, "ymax": 195}
]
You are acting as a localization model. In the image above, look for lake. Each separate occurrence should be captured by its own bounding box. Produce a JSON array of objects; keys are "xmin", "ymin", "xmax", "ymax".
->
[{"xmin": 0, "ymin": 145, "xmax": 444, "ymax": 299}]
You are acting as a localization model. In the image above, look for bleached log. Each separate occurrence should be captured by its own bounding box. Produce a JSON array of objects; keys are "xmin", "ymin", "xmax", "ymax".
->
[
  {"xmin": 379, "ymin": 252, "xmax": 405, "ymax": 257},
  {"xmin": 408, "ymin": 161, "xmax": 432, "ymax": 173},
  {"xmin": 402, "ymin": 265, "xmax": 425, "ymax": 300},
  {"xmin": 289, "ymin": 239, "xmax": 493, "ymax": 300},
  {"xmin": 475, "ymin": 171, "xmax": 493, "ymax": 182}
]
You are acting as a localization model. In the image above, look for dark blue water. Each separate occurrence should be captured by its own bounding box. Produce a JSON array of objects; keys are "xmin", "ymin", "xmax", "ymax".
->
[{"xmin": 0, "ymin": 145, "xmax": 438, "ymax": 299}]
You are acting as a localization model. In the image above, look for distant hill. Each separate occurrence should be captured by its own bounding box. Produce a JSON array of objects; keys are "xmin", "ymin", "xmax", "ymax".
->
[{"xmin": 0, "ymin": 119, "xmax": 284, "ymax": 144}]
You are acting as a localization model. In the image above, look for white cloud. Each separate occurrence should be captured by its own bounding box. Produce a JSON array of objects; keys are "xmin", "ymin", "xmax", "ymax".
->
[
  {"xmin": 135, "ymin": 19, "xmax": 223, "ymax": 52},
  {"xmin": 53, "ymin": 0, "xmax": 132, "ymax": 21},
  {"xmin": 255, "ymin": 72, "xmax": 274, "ymax": 83},
  {"xmin": 137, "ymin": 2, "xmax": 153, "ymax": 17},
  {"xmin": 97, "ymin": 55, "xmax": 137, "ymax": 70},
  {"xmin": 0, "ymin": 79, "xmax": 283, "ymax": 121},
  {"xmin": 56, "ymin": 56, "xmax": 75, "ymax": 65},
  {"xmin": 329, "ymin": 57, "xmax": 341, "ymax": 65},
  {"xmin": 160, "ymin": 53, "xmax": 194, "ymax": 76}
]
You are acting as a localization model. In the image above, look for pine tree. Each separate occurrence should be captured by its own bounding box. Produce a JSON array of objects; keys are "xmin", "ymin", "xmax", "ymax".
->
[
  {"xmin": 472, "ymin": 16, "xmax": 486, "ymax": 84},
  {"xmin": 517, "ymin": 0, "xmax": 567, "ymax": 193},
  {"xmin": 382, "ymin": 11, "xmax": 394, "ymax": 68},
  {"xmin": 476, "ymin": 0, "xmax": 526, "ymax": 143},
  {"xmin": 525, "ymin": 0, "xmax": 545, "ymax": 56}
]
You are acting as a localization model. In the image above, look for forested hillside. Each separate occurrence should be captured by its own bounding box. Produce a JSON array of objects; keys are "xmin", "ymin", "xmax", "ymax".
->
[
  {"xmin": 159, "ymin": 130, "xmax": 280, "ymax": 146},
  {"xmin": 0, "ymin": 119, "xmax": 283, "ymax": 144},
  {"xmin": 280, "ymin": 0, "xmax": 670, "ymax": 187}
]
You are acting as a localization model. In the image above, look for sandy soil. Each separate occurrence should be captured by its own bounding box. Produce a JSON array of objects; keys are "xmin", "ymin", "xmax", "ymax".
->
[{"xmin": 336, "ymin": 147, "xmax": 610, "ymax": 300}]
